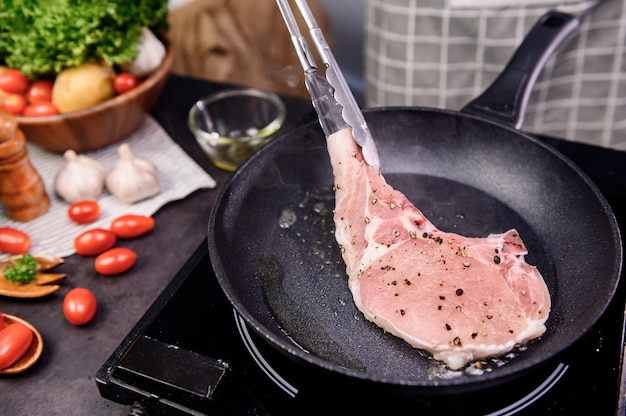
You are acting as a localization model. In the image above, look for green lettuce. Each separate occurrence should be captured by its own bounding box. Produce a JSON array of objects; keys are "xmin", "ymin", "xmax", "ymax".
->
[{"xmin": 0, "ymin": 0, "xmax": 169, "ymax": 78}]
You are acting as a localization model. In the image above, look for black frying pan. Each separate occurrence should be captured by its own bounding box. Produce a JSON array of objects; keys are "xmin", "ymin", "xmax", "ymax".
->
[{"xmin": 208, "ymin": 12, "xmax": 623, "ymax": 392}]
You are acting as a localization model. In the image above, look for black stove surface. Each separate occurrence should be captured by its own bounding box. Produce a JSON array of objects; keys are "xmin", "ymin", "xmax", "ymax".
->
[{"xmin": 96, "ymin": 136, "xmax": 626, "ymax": 416}]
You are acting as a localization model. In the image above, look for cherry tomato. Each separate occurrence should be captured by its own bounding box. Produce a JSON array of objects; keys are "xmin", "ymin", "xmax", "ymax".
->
[
  {"xmin": 63, "ymin": 288, "xmax": 97, "ymax": 326},
  {"xmin": 23, "ymin": 101, "xmax": 59, "ymax": 117},
  {"xmin": 25, "ymin": 79, "xmax": 53, "ymax": 103},
  {"xmin": 0, "ymin": 322, "xmax": 33, "ymax": 370},
  {"xmin": 74, "ymin": 228, "xmax": 116, "ymax": 256},
  {"xmin": 113, "ymin": 72, "xmax": 138, "ymax": 94},
  {"xmin": 68, "ymin": 200, "xmax": 100, "ymax": 224},
  {"xmin": 1, "ymin": 93, "xmax": 27, "ymax": 116},
  {"xmin": 110, "ymin": 215, "xmax": 155, "ymax": 239},
  {"xmin": 95, "ymin": 247, "xmax": 137, "ymax": 275},
  {"xmin": 0, "ymin": 227, "xmax": 30, "ymax": 254},
  {"xmin": 0, "ymin": 69, "xmax": 29, "ymax": 94}
]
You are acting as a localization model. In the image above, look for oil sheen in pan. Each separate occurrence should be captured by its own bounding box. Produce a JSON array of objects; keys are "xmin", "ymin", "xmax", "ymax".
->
[{"xmin": 259, "ymin": 173, "xmax": 554, "ymax": 379}]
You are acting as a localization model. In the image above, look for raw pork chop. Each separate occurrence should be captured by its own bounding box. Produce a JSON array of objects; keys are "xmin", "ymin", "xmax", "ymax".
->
[{"xmin": 328, "ymin": 128, "xmax": 551, "ymax": 370}]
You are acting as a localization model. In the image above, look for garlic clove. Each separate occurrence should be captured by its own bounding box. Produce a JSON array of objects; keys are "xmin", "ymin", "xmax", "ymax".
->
[
  {"xmin": 106, "ymin": 144, "xmax": 160, "ymax": 204},
  {"xmin": 54, "ymin": 150, "xmax": 106, "ymax": 203}
]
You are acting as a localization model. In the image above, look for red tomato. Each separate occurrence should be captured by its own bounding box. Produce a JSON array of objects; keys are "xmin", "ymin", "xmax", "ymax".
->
[
  {"xmin": 110, "ymin": 215, "xmax": 155, "ymax": 239},
  {"xmin": 68, "ymin": 200, "xmax": 100, "ymax": 224},
  {"xmin": 0, "ymin": 312, "xmax": 3, "ymax": 330},
  {"xmin": 0, "ymin": 69, "xmax": 29, "ymax": 94},
  {"xmin": 1, "ymin": 93, "xmax": 27, "ymax": 116},
  {"xmin": 23, "ymin": 101, "xmax": 59, "ymax": 117},
  {"xmin": 74, "ymin": 228, "xmax": 116, "ymax": 256},
  {"xmin": 25, "ymin": 79, "xmax": 53, "ymax": 103},
  {"xmin": 113, "ymin": 72, "xmax": 138, "ymax": 94},
  {"xmin": 0, "ymin": 227, "xmax": 30, "ymax": 254},
  {"xmin": 63, "ymin": 288, "xmax": 97, "ymax": 326},
  {"xmin": 0, "ymin": 322, "xmax": 33, "ymax": 370},
  {"xmin": 95, "ymin": 247, "xmax": 137, "ymax": 275}
]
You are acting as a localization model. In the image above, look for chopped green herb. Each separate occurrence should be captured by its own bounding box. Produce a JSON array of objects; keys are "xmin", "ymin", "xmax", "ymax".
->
[{"xmin": 3, "ymin": 254, "xmax": 37, "ymax": 284}]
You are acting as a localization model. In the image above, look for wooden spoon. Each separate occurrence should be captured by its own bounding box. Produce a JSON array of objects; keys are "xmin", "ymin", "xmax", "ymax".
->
[
  {"xmin": 0, "ymin": 314, "xmax": 43, "ymax": 374},
  {"xmin": 0, "ymin": 254, "xmax": 66, "ymax": 298}
]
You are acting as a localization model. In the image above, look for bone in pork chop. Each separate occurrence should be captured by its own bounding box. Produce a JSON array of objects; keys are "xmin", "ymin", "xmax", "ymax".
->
[{"xmin": 328, "ymin": 128, "xmax": 551, "ymax": 370}]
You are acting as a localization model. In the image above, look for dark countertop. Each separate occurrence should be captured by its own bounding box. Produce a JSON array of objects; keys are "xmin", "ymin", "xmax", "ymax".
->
[{"xmin": 0, "ymin": 74, "xmax": 314, "ymax": 415}]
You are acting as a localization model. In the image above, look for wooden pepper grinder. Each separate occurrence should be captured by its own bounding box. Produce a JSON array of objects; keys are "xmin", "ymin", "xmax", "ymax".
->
[{"xmin": 0, "ymin": 109, "xmax": 49, "ymax": 221}]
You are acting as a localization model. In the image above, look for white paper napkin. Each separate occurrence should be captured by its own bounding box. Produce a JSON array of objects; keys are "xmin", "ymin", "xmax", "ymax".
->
[{"xmin": 0, "ymin": 115, "xmax": 216, "ymax": 259}]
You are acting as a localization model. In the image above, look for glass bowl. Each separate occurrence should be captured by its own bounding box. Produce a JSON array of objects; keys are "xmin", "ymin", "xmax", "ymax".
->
[{"xmin": 188, "ymin": 88, "xmax": 286, "ymax": 171}]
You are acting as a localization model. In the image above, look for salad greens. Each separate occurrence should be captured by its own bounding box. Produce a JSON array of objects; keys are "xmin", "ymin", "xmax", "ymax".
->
[
  {"xmin": 0, "ymin": 0, "xmax": 169, "ymax": 78},
  {"xmin": 3, "ymin": 254, "xmax": 37, "ymax": 284}
]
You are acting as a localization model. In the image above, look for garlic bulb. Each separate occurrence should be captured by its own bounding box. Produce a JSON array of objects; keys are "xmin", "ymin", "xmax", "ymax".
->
[
  {"xmin": 123, "ymin": 28, "xmax": 166, "ymax": 78},
  {"xmin": 54, "ymin": 150, "xmax": 106, "ymax": 203},
  {"xmin": 106, "ymin": 144, "xmax": 160, "ymax": 203}
]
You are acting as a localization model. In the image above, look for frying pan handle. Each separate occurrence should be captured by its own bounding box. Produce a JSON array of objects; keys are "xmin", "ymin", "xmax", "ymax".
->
[{"xmin": 461, "ymin": 11, "xmax": 579, "ymax": 129}]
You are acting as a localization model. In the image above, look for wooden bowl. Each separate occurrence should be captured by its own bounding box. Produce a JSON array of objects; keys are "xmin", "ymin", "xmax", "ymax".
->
[
  {"xmin": 15, "ymin": 47, "xmax": 174, "ymax": 153},
  {"xmin": 0, "ymin": 314, "xmax": 43, "ymax": 374}
]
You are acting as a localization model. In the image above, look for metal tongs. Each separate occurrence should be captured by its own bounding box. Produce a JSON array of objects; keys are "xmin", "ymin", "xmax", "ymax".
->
[{"xmin": 276, "ymin": 0, "xmax": 380, "ymax": 170}]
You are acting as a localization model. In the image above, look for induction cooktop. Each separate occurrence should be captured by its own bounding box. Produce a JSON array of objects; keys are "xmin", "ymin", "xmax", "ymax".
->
[{"xmin": 96, "ymin": 136, "xmax": 626, "ymax": 416}]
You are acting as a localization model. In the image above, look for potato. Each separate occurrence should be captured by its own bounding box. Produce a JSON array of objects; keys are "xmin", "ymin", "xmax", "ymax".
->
[{"xmin": 52, "ymin": 62, "xmax": 115, "ymax": 113}]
